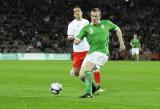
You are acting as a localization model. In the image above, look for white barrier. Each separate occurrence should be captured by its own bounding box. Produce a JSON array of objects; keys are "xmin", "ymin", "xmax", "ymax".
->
[{"xmin": 0, "ymin": 53, "xmax": 71, "ymax": 60}]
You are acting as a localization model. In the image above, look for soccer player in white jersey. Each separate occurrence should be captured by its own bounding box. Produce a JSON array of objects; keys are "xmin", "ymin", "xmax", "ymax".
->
[{"xmin": 67, "ymin": 6, "xmax": 102, "ymax": 86}]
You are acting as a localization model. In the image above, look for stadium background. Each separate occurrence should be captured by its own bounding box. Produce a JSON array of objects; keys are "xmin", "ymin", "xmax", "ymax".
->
[
  {"xmin": 0, "ymin": 0, "xmax": 159, "ymax": 60},
  {"xmin": 0, "ymin": 1, "xmax": 160, "ymax": 109}
]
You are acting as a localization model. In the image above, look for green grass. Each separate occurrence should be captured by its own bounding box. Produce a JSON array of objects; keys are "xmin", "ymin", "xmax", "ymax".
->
[{"xmin": 0, "ymin": 61, "xmax": 160, "ymax": 109}]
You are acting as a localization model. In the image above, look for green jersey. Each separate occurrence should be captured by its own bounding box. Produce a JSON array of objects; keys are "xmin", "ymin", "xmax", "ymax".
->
[
  {"xmin": 77, "ymin": 20, "xmax": 118, "ymax": 55},
  {"xmin": 130, "ymin": 39, "xmax": 140, "ymax": 48}
]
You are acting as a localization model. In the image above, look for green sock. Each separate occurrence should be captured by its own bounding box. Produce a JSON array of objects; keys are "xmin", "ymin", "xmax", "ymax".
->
[
  {"xmin": 80, "ymin": 76, "xmax": 85, "ymax": 82},
  {"xmin": 84, "ymin": 71, "xmax": 93, "ymax": 95},
  {"xmin": 92, "ymin": 80, "xmax": 98, "ymax": 88}
]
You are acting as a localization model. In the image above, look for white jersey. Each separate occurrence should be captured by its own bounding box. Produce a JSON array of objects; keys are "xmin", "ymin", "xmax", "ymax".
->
[{"xmin": 67, "ymin": 18, "xmax": 90, "ymax": 52}]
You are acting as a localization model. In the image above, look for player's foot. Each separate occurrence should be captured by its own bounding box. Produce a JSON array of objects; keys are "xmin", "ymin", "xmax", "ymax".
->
[
  {"xmin": 79, "ymin": 93, "xmax": 94, "ymax": 98},
  {"xmin": 97, "ymin": 87, "xmax": 104, "ymax": 92},
  {"xmin": 70, "ymin": 69, "xmax": 75, "ymax": 77},
  {"xmin": 92, "ymin": 85, "xmax": 100, "ymax": 94}
]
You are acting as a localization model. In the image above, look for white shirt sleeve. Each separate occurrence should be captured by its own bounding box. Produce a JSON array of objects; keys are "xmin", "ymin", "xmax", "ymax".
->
[
  {"xmin": 86, "ymin": 20, "xmax": 89, "ymax": 25},
  {"xmin": 67, "ymin": 23, "xmax": 74, "ymax": 38}
]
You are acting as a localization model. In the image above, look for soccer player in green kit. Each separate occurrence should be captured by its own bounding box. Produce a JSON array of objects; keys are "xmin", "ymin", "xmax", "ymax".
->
[
  {"xmin": 130, "ymin": 34, "xmax": 141, "ymax": 61},
  {"xmin": 73, "ymin": 8, "xmax": 126, "ymax": 98}
]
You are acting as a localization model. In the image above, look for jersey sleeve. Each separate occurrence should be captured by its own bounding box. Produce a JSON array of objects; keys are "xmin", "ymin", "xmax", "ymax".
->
[
  {"xmin": 86, "ymin": 20, "xmax": 89, "ymax": 25},
  {"xmin": 76, "ymin": 26, "xmax": 87, "ymax": 41},
  {"xmin": 67, "ymin": 23, "xmax": 74, "ymax": 37},
  {"xmin": 106, "ymin": 20, "xmax": 119, "ymax": 31},
  {"xmin": 130, "ymin": 39, "xmax": 133, "ymax": 45}
]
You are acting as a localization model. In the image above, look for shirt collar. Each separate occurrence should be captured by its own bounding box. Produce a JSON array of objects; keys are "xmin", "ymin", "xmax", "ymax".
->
[{"xmin": 90, "ymin": 20, "xmax": 101, "ymax": 25}]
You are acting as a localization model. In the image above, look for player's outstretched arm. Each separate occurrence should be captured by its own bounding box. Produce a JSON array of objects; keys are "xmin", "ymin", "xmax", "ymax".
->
[{"xmin": 115, "ymin": 28, "xmax": 126, "ymax": 51}]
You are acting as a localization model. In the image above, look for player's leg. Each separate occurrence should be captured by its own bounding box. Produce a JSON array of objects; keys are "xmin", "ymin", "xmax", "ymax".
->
[
  {"xmin": 92, "ymin": 52, "xmax": 108, "ymax": 94},
  {"xmin": 82, "ymin": 53, "xmax": 102, "ymax": 84},
  {"xmin": 79, "ymin": 52, "xmax": 108, "ymax": 98},
  {"xmin": 78, "ymin": 65, "xmax": 102, "ymax": 84},
  {"xmin": 79, "ymin": 61, "xmax": 96, "ymax": 98},
  {"xmin": 135, "ymin": 54, "xmax": 139, "ymax": 61},
  {"xmin": 70, "ymin": 51, "xmax": 88, "ymax": 77},
  {"xmin": 135, "ymin": 48, "xmax": 140, "ymax": 61},
  {"xmin": 131, "ymin": 49, "xmax": 134, "ymax": 60},
  {"xmin": 131, "ymin": 48, "xmax": 136, "ymax": 61},
  {"xmin": 70, "ymin": 52, "xmax": 76, "ymax": 76},
  {"xmin": 70, "ymin": 67, "xmax": 80, "ymax": 76},
  {"xmin": 93, "ymin": 69, "xmax": 104, "ymax": 92},
  {"xmin": 72, "ymin": 51, "xmax": 102, "ymax": 83},
  {"xmin": 132, "ymin": 54, "xmax": 136, "ymax": 61},
  {"xmin": 93, "ymin": 69, "xmax": 101, "ymax": 85},
  {"xmin": 70, "ymin": 52, "xmax": 82, "ymax": 76}
]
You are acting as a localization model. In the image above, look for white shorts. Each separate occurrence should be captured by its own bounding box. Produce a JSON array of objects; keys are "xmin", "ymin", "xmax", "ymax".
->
[
  {"xmin": 82, "ymin": 52, "xmax": 108, "ymax": 69},
  {"xmin": 131, "ymin": 48, "xmax": 139, "ymax": 55}
]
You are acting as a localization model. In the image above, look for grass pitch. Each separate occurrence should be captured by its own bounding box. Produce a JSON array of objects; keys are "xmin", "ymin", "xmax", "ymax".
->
[{"xmin": 0, "ymin": 61, "xmax": 160, "ymax": 109}]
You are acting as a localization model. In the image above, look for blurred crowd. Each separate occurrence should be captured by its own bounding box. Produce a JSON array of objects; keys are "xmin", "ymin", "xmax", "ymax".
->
[{"xmin": 0, "ymin": 0, "xmax": 159, "ymax": 59}]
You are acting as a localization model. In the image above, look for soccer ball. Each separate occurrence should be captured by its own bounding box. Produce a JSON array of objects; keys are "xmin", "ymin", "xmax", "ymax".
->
[{"xmin": 50, "ymin": 82, "xmax": 63, "ymax": 95}]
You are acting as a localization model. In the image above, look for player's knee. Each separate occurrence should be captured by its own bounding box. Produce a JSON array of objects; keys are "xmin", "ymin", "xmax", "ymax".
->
[
  {"xmin": 84, "ymin": 62, "xmax": 96, "ymax": 71},
  {"xmin": 74, "ymin": 71, "xmax": 79, "ymax": 76},
  {"xmin": 79, "ymin": 71, "xmax": 84, "ymax": 78},
  {"xmin": 73, "ymin": 68, "xmax": 80, "ymax": 76},
  {"xmin": 80, "ymin": 75, "xmax": 85, "ymax": 81}
]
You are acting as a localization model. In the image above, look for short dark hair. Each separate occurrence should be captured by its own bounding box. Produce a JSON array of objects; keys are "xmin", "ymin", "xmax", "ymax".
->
[
  {"xmin": 91, "ymin": 8, "xmax": 101, "ymax": 15},
  {"xmin": 73, "ymin": 5, "xmax": 81, "ymax": 10}
]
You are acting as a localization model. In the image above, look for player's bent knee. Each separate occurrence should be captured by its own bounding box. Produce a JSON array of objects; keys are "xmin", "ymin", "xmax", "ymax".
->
[
  {"xmin": 74, "ymin": 71, "xmax": 79, "ymax": 76},
  {"xmin": 79, "ymin": 71, "xmax": 84, "ymax": 78},
  {"xmin": 73, "ymin": 68, "xmax": 80, "ymax": 76},
  {"xmin": 80, "ymin": 76, "xmax": 85, "ymax": 81}
]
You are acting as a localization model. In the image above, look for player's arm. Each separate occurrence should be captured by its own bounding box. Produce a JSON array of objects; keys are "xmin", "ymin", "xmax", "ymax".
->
[
  {"xmin": 67, "ymin": 35, "xmax": 75, "ymax": 43},
  {"xmin": 67, "ymin": 23, "xmax": 75, "ymax": 43},
  {"xmin": 106, "ymin": 20, "xmax": 125, "ymax": 51},
  {"xmin": 115, "ymin": 28, "xmax": 126, "ymax": 51},
  {"xmin": 73, "ymin": 26, "xmax": 87, "ymax": 45},
  {"xmin": 130, "ymin": 41, "xmax": 133, "ymax": 47}
]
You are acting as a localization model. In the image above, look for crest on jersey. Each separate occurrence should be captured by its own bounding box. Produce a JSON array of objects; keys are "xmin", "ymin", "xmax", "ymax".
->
[
  {"xmin": 89, "ymin": 27, "xmax": 93, "ymax": 34},
  {"xmin": 100, "ymin": 24, "xmax": 105, "ymax": 29}
]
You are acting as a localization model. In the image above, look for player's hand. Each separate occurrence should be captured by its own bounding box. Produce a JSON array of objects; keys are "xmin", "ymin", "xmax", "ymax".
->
[
  {"xmin": 119, "ymin": 44, "xmax": 126, "ymax": 58},
  {"xmin": 120, "ymin": 49, "xmax": 126, "ymax": 58},
  {"xmin": 119, "ymin": 43, "xmax": 126, "ymax": 52},
  {"xmin": 73, "ymin": 39, "xmax": 81, "ymax": 45},
  {"xmin": 130, "ymin": 43, "xmax": 133, "ymax": 47},
  {"xmin": 67, "ymin": 37, "xmax": 75, "ymax": 43}
]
